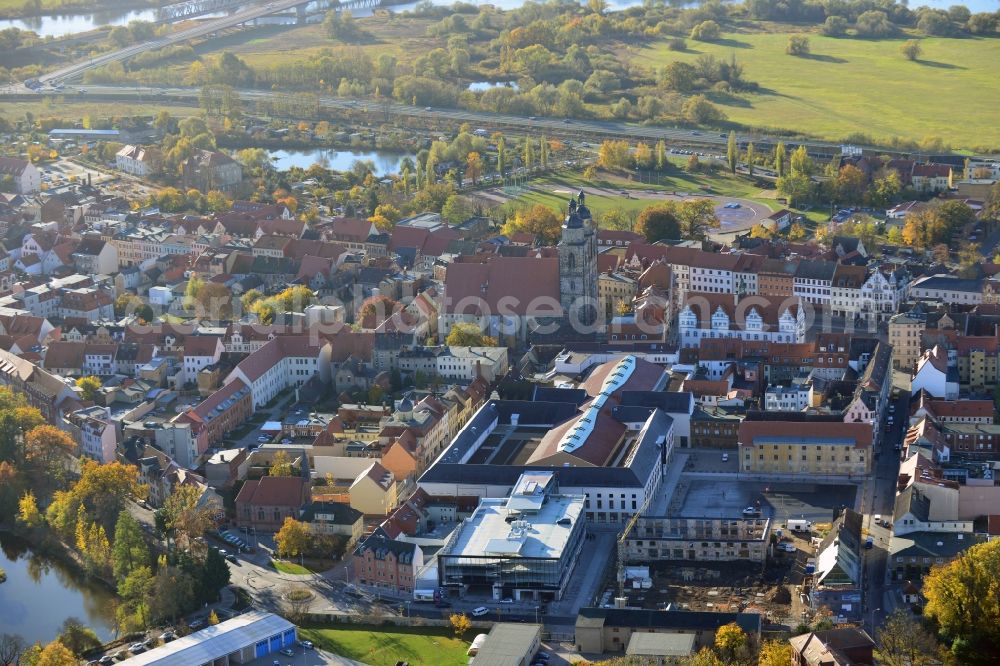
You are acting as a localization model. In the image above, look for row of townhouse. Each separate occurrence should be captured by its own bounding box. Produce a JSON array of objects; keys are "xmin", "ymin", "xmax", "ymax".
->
[{"xmin": 623, "ymin": 244, "xmax": 906, "ymax": 319}]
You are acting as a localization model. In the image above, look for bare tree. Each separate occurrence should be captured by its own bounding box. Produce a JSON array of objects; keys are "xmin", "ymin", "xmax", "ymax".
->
[
  {"xmin": 876, "ymin": 610, "xmax": 943, "ymax": 666},
  {"xmin": 0, "ymin": 634, "xmax": 26, "ymax": 666}
]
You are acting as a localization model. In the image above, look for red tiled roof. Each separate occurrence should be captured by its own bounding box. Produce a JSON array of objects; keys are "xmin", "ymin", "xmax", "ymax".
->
[
  {"xmin": 912, "ymin": 163, "xmax": 951, "ymax": 178},
  {"xmin": 925, "ymin": 399, "xmax": 994, "ymax": 419},
  {"xmin": 184, "ymin": 335, "xmax": 223, "ymax": 357},
  {"xmin": 739, "ymin": 420, "xmax": 872, "ymax": 449},
  {"xmin": 44, "ymin": 340, "xmax": 85, "ymax": 369},
  {"xmin": 444, "ymin": 256, "xmax": 560, "ymax": 316},
  {"xmin": 235, "ymin": 475, "xmax": 307, "ymax": 507},
  {"xmin": 328, "ymin": 217, "xmax": 376, "ymax": 242},
  {"xmin": 681, "ymin": 292, "xmax": 799, "ymax": 328},
  {"xmin": 232, "ymin": 335, "xmax": 326, "ymax": 382}
]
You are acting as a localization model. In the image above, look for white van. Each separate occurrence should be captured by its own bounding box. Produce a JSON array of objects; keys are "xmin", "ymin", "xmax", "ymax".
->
[
  {"xmin": 787, "ymin": 519, "xmax": 812, "ymax": 532},
  {"xmin": 472, "ymin": 607, "xmax": 489, "ymax": 617}
]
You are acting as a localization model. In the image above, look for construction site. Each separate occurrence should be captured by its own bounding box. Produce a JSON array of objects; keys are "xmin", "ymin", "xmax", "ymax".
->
[{"xmin": 598, "ymin": 503, "xmax": 834, "ymax": 629}]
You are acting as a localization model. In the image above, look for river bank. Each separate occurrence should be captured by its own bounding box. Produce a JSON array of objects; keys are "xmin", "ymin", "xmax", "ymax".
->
[
  {"xmin": 0, "ymin": 0, "xmax": 161, "ymax": 22},
  {"xmin": 0, "ymin": 529, "xmax": 117, "ymax": 645}
]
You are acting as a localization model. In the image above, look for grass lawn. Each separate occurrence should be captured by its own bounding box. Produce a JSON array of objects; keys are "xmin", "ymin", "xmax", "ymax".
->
[
  {"xmin": 505, "ymin": 167, "xmax": 777, "ymax": 221},
  {"xmin": 633, "ymin": 30, "xmax": 1000, "ymax": 150},
  {"xmin": 188, "ymin": 16, "xmax": 435, "ymax": 70},
  {"xmin": 272, "ymin": 559, "xmax": 313, "ymax": 575},
  {"xmin": 0, "ymin": 98, "xmax": 201, "ymax": 122},
  {"xmin": 298, "ymin": 625, "xmax": 470, "ymax": 666}
]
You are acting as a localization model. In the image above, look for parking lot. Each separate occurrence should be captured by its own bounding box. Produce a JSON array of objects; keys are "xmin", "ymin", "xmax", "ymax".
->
[{"xmin": 677, "ymin": 479, "xmax": 857, "ymax": 524}]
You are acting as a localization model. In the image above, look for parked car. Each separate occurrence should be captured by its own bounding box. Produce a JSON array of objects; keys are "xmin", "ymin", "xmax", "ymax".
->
[
  {"xmin": 742, "ymin": 506, "xmax": 759, "ymax": 516},
  {"xmin": 865, "ymin": 536, "xmax": 874, "ymax": 549},
  {"xmin": 300, "ymin": 640, "xmax": 314, "ymax": 649},
  {"xmin": 472, "ymin": 606, "xmax": 489, "ymax": 617},
  {"xmin": 722, "ymin": 453, "xmax": 729, "ymax": 462},
  {"xmin": 98, "ymin": 657, "xmax": 114, "ymax": 665},
  {"xmin": 128, "ymin": 644, "xmax": 146, "ymax": 654},
  {"xmin": 280, "ymin": 648, "xmax": 295, "ymax": 656},
  {"xmin": 226, "ymin": 554, "xmax": 239, "ymax": 564},
  {"xmin": 779, "ymin": 542, "xmax": 796, "ymax": 553}
]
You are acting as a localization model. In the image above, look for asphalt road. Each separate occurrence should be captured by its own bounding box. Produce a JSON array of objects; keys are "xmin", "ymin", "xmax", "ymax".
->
[
  {"xmin": 32, "ymin": 0, "xmax": 317, "ymax": 86},
  {"xmin": 8, "ymin": 83, "xmax": 859, "ymax": 157},
  {"xmin": 862, "ymin": 389, "xmax": 908, "ymax": 635}
]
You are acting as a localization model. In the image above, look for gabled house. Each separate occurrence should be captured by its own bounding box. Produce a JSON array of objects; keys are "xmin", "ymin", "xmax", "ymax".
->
[
  {"xmin": 352, "ymin": 535, "xmax": 423, "ymax": 595},
  {"xmin": 811, "ymin": 509, "xmax": 863, "ymax": 621},
  {"xmin": 235, "ymin": 474, "xmax": 311, "ymax": 531},
  {"xmin": 911, "ymin": 345, "xmax": 958, "ymax": 399}
]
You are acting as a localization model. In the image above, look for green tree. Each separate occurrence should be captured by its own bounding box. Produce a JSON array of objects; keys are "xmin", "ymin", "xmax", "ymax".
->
[
  {"xmin": 446, "ymin": 322, "xmax": 497, "ymax": 347},
  {"xmin": 75, "ymin": 376, "xmax": 101, "ymax": 402},
  {"xmin": 790, "ymin": 145, "xmax": 815, "ymax": 177},
  {"xmin": 269, "ymin": 450, "xmax": 295, "ymax": 477},
  {"xmin": 117, "ymin": 565, "xmax": 154, "ymax": 631},
  {"xmin": 683, "ymin": 647, "xmax": 723, "ymax": 666},
  {"xmin": 149, "ymin": 558, "xmax": 195, "ymax": 623},
  {"xmin": 682, "ymin": 95, "xmax": 726, "ymax": 125},
  {"xmin": 901, "ymin": 39, "xmax": 923, "ymax": 61},
  {"xmin": 660, "ymin": 61, "xmax": 697, "ymax": 93},
  {"xmin": 786, "ymin": 35, "xmax": 810, "ymax": 56},
  {"xmin": 690, "ymin": 20, "xmax": 721, "ymax": 41},
  {"xmin": 777, "ymin": 173, "xmax": 814, "ymax": 207},
  {"xmin": 855, "ymin": 10, "xmax": 895, "ymax": 37},
  {"xmin": 774, "ymin": 141, "xmax": 787, "ymax": 178},
  {"xmin": 677, "ymin": 199, "xmax": 721, "ymax": 240},
  {"xmin": 523, "ymin": 139, "xmax": 534, "ymax": 171},
  {"xmin": 17, "ymin": 490, "xmax": 43, "ymax": 528},
  {"xmin": 496, "ymin": 136, "xmax": 506, "ymax": 178},
  {"xmin": 33, "ymin": 639, "xmax": 77, "ymax": 666},
  {"xmin": 758, "ymin": 639, "xmax": 793, "ymax": 666},
  {"xmin": 162, "ymin": 484, "xmax": 213, "ymax": 548},
  {"xmin": 869, "ymin": 171, "xmax": 902, "ymax": 208},
  {"xmin": 714, "ymin": 622, "xmax": 749, "ymax": 662},
  {"xmin": 200, "ymin": 546, "xmax": 232, "ymax": 603},
  {"xmin": 924, "ymin": 538, "xmax": 1000, "ymax": 663},
  {"xmin": 745, "ymin": 142, "xmax": 756, "ymax": 178},
  {"xmin": 821, "ymin": 15, "xmax": 849, "ymax": 36},
  {"xmin": 112, "ymin": 510, "xmax": 148, "ymax": 582},
  {"xmin": 726, "ymin": 131, "xmax": 738, "ymax": 174},
  {"xmin": 636, "ymin": 203, "xmax": 681, "ymax": 242},
  {"xmin": 500, "ymin": 204, "xmax": 562, "ymax": 245},
  {"xmin": 835, "ymin": 164, "xmax": 868, "ymax": 204},
  {"xmin": 275, "ymin": 517, "xmax": 311, "ymax": 560},
  {"xmin": 57, "ymin": 617, "xmax": 101, "ymax": 657},
  {"xmin": 441, "ymin": 195, "xmax": 473, "ymax": 225},
  {"xmin": 449, "ymin": 613, "xmax": 471, "ymax": 639}
]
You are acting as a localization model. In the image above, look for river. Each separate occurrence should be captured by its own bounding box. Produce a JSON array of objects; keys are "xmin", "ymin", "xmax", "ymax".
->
[
  {"xmin": 0, "ymin": 531, "xmax": 117, "ymax": 647},
  {"xmin": 3, "ymin": 0, "xmax": 994, "ymax": 39},
  {"xmin": 268, "ymin": 148, "xmax": 413, "ymax": 174}
]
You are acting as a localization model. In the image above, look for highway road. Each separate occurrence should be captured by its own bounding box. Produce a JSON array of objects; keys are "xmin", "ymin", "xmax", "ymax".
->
[
  {"xmin": 10, "ymin": 83, "xmax": 860, "ymax": 156},
  {"xmin": 33, "ymin": 0, "xmax": 315, "ymax": 85}
]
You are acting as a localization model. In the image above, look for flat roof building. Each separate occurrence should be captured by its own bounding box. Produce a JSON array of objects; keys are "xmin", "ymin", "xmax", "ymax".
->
[
  {"xmin": 472, "ymin": 623, "xmax": 542, "ymax": 666},
  {"xmin": 420, "ymin": 356, "xmax": 676, "ymax": 527},
  {"xmin": 116, "ymin": 611, "xmax": 296, "ymax": 665},
  {"xmin": 438, "ymin": 471, "xmax": 586, "ymax": 602}
]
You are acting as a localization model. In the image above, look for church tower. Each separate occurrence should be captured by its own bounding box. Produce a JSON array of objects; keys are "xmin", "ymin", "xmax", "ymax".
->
[{"xmin": 558, "ymin": 191, "xmax": 598, "ymax": 326}]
